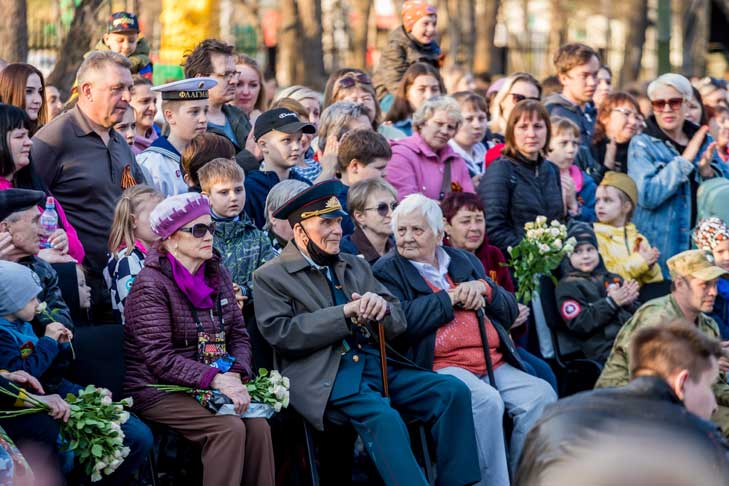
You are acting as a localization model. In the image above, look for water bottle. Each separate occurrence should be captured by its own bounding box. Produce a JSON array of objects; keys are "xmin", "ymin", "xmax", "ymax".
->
[{"xmin": 40, "ymin": 197, "xmax": 58, "ymax": 249}]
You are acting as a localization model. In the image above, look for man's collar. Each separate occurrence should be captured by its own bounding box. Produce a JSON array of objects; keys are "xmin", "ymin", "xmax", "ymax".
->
[
  {"xmin": 278, "ymin": 240, "xmax": 347, "ymax": 274},
  {"xmin": 70, "ymin": 105, "xmax": 111, "ymax": 138},
  {"xmin": 625, "ymin": 375, "xmax": 683, "ymax": 406}
]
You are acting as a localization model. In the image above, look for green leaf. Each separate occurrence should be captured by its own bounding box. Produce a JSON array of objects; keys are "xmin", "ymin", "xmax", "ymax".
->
[{"xmin": 91, "ymin": 444, "xmax": 103, "ymax": 458}]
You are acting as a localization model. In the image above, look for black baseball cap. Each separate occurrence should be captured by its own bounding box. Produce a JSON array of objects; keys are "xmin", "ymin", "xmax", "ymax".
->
[{"xmin": 254, "ymin": 108, "xmax": 316, "ymax": 142}]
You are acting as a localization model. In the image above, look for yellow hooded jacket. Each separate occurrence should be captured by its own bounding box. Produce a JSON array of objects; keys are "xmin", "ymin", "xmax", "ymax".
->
[{"xmin": 593, "ymin": 222, "xmax": 664, "ymax": 286}]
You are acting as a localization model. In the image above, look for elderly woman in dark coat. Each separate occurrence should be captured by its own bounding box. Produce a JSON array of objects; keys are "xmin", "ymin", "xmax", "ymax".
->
[
  {"xmin": 123, "ymin": 193, "xmax": 274, "ymax": 486},
  {"xmin": 373, "ymin": 193, "xmax": 557, "ymax": 486}
]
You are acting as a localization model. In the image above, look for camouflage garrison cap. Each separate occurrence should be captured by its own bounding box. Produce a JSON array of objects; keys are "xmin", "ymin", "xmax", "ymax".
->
[{"xmin": 667, "ymin": 249, "xmax": 729, "ymax": 281}]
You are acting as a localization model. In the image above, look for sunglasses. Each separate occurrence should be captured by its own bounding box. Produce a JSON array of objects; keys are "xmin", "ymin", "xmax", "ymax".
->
[
  {"xmin": 510, "ymin": 93, "xmax": 540, "ymax": 103},
  {"xmin": 364, "ymin": 202, "xmax": 398, "ymax": 217},
  {"xmin": 179, "ymin": 222, "xmax": 216, "ymax": 238},
  {"xmin": 337, "ymin": 73, "xmax": 372, "ymax": 89},
  {"xmin": 651, "ymin": 97, "xmax": 684, "ymax": 112}
]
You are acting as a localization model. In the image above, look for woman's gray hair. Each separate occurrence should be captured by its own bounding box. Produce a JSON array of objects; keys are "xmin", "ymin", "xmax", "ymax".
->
[
  {"xmin": 318, "ymin": 101, "xmax": 368, "ymax": 150},
  {"xmin": 391, "ymin": 193, "xmax": 444, "ymax": 237},
  {"xmin": 273, "ymin": 85, "xmax": 321, "ymax": 105},
  {"xmin": 264, "ymin": 179, "xmax": 310, "ymax": 230},
  {"xmin": 647, "ymin": 73, "xmax": 693, "ymax": 101},
  {"xmin": 76, "ymin": 50, "xmax": 131, "ymax": 85},
  {"xmin": 413, "ymin": 96, "xmax": 463, "ymax": 132}
]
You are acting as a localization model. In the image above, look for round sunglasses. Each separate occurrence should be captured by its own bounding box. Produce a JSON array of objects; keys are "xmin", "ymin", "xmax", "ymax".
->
[
  {"xmin": 364, "ymin": 202, "xmax": 398, "ymax": 217},
  {"xmin": 179, "ymin": 222, "xmax": 216, "ymax": 238},
  {"xmin": 337, "ymin": 73, "xmax": 372, "ymax": 89}
]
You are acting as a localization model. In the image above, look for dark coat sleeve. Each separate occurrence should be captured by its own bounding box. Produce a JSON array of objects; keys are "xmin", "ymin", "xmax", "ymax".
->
[
  {"xmin": 479, "ymin": 159, "xmax": 521, "ymax": 252},
  {"xmin": 33, "ymin": 259, "xmax": 74, "ymax": 330},
  {"xmin": 555, "ymin": 278, "xmax": 620, "ymax": 337},
  {"xmin": 0, "ymin": 330, "xmax": 59, "ymax": 378}
]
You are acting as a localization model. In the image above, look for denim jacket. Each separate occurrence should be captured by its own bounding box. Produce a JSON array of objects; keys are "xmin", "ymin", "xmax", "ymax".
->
[{"xmin": 628, "ymin": 122, "xmax": 728, "ymax": 275}]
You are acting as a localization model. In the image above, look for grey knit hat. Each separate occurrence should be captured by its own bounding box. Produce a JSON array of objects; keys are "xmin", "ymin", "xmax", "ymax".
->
[{"xmin": 0, "ymin": 261, "xmax": 42, "ymax": 315}]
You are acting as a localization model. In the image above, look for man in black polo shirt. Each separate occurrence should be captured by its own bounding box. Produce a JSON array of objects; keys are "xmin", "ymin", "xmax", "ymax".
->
[{"xmin": 32, "ymin": 50, "xmax": 146, "ymax": 321}]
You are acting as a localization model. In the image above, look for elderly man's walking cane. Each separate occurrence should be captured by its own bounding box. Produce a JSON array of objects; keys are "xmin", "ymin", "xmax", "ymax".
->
[{"xmin": 377, "ymin": 321, "xmax": 389, "ymax": 397}]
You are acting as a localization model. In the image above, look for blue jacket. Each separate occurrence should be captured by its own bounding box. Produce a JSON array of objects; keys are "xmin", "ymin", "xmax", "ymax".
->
[
  {"xmin": 628, "ymin": 118, "xmax": 729, "ymax": 275},
  {"xmin": 0, "ymin": 317, "xmax": 79, "ymax": 396},
  {"xmin": 243, "ymin": 169, "xmax": 312, "ymax": 229}
]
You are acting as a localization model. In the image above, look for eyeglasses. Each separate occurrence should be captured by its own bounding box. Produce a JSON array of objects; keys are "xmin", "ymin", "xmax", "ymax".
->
[
  {"xmin": 364, "ymin": 202, "xmax": 398, "ymax": 217},
  {"xmin": 510, "ymin": 93, "xmax": 540, "ymax": 103},
  {"xmin": 612, "ymin": 107, "xmax": 642, "ymax": 121},
  {"xmin": 179, "ymin": 222, "xmax": 216, "ymax": 238},
  {"xmin": 651, "ymin": 97, "xmax": 684, "ymax": 112},
  {"xmin": 212, "ymin": 71, "xmax": 239, "ymax": 82},
  {"xmin": 337, "ymin": 73, "xmax": 372, "ymax": 89}
]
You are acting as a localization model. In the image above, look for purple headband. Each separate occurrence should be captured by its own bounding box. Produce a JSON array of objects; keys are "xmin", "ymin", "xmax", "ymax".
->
[{"xmin": 150, "ymin": 193, "xmax": 210, "ymax": 240}]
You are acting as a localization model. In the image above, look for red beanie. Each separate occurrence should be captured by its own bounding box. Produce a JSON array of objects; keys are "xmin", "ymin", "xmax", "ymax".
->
[{"xmin": 402, "ymin": 1, "xmax": 437, "ymax": 32}]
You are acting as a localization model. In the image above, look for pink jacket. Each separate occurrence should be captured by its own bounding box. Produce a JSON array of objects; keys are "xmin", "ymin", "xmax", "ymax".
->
[
  {"xmin": 0, "ymin": 177, "xmax": 85, "ymax": 263},
  {"xmin": 386, "ymin": 132, "xmax": 475, "ymax": 201}
]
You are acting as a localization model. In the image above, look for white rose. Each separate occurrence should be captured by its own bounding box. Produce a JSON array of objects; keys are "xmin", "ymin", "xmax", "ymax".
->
[
  {"xmin": 536, "ymin": 216, "xmax": 547, "ymax": 226},
  {"xmin": 120, "ymin": 397, "xmax": 133, "ymax": 408},
  {"xmin": 551, "ymin": 220, "xmax": 560, "ymax": 227},
  {"xmin": 525, "ymin": 222, "xmax": 535, "ymax": 230},
  {"xmin": 118, "ymin": 411, "xmax": 130, "ymax": 424},
  {"xmin": 101, "ymin": 396, "xmax": 112, "ymax": 406},
  {"xmin": 564, "ymin": 244, "xmax": 574, "ymax": 254},
  {"xmin": 552, "ymin": 239, "xmax": 562, "ymax": 250},
  {"xmin": 534, "ymin": 229, "xmax": 544, "ymax": 238},
  {"xmin": 121, "ymin": 447, "xmax": 131, "ymax": 458},
  {"xmin": 274, "ymin": 402, "xmax": 282, "ymax": 412},
  {"xmin": 549, "ymin": 227, "xmax": 560, "ymax": 237},
  {"xmin": 282, "ymin": 377, "xmax": 290, "ymax": 388},
  {"xmin": 95, "ymin": 461, "xmax": 106, "ymax": 471},
  {"xmin": 91, "ymin": 472, "xmax": 102, "ymax": 482},
  {"xmin": 526, "ymin": 229, "xmax": 536, "ymax": 239},
  {"xmin": 283, "ymin": 395, "xmax": 290, "ymax": 408},
  {"xmin": 539, "ymin": 244, "xmax": 550, "ymax": 254}
]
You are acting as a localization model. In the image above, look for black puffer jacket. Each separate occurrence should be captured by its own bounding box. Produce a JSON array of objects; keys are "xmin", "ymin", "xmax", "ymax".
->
[
  {"xmin": 554, "ymin": 257, "xmax": 637, "ymax": 362},
  {"xmin": 478, "ymin": 153, "xmax": 564, "ymax": 255},
  {"xmin": 515, "ymin": 376, "xmax": 729, "ymax": 485}
]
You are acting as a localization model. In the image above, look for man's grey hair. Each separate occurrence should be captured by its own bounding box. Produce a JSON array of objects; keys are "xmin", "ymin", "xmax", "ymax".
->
[
  {"xmin": 76, "ymin": 50, "xmax": 131, "ymax": 86},
  {"xmin": 264, "ymin": 179, "xmax": 310, "ymax": 230},
  {"xmin": 318, "ymin": 101, "xmax": 369, "ymax": 150},
  {"xmin": 391, "ymin": 193, "xmax": 444, "ymax": 238},
  {"xmin": 413, "ymin": 95, "xmax": 463, "ymax": 132}
]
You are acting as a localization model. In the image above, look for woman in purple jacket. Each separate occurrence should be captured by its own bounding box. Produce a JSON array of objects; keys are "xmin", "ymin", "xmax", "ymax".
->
[
  {"xmin": 123, "ymin": 193, "xmax": 274, "ymax": 486},
  {"xmin": 386, "ymin": 96, "xmax": 475, "ymax": 202}
]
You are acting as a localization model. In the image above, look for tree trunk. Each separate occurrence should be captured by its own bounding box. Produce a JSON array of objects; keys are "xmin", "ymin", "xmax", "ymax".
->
[
  {"xmin": 298, "ymin": 0, "xmax": 326, "ymax": 89},
  {"xmin": 461, "ymin": 0, "xmax": 476, "ymax": 69},
  {"xmin": 474, "ymin": 0, "xmax": 501, "ymax": 73},
  {"xmin": 47, "ymin": 0, "xmax": 105, "ymax": 97},
  {"xmin": 277, "ymin": 0, "xmax": 299, "ymax": 86},
  {"xmin": 0, "ymin": 0, "xmax": 28, "ymax": 63},
  {"xmin": 548, "ymin": 0, "xmax": 567, "ymax": 62},
  {"xmin": 348, "ymin": 0, "xmax": 371, "ymax": 70},
  {"xmin": 682, "ymin": 0, "xmax": 710, "ymax": 77},
  {"xmin": 619, "ymin": 0, "xmax": 648, "ymax": 86}
]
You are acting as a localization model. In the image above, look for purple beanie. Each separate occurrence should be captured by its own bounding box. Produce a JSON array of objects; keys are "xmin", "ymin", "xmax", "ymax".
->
[{"xmin": 150, "ymin": 193, "xmax": 210, "ymax": 240}]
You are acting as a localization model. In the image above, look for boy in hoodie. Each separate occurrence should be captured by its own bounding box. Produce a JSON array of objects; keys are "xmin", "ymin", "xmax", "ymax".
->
[
  {"xmin": 555, "ymin": 222, "xmax": 640, "ymax": 363},
  {"xmin": 199, "ymin": 157, "xmax": 275, "ymax": 300},
  {"xmin": 593, "ymin": 171, "xmax": 663, "ymax": 286},
  {"xmin": 545, "ymin": 43, "xmax": 603, "ymax": 181},
  {"xmin": 0, "ymin": 260, "xmax": 153, "ymax": 482},
  {"xmin": 96, "ymin": 12, "xmax": 153, "ymax": 79},
  {"xmin": 372, "ymin": 0, "xmax": 441, "ymax": 103},
  {"xmin": 244, "ymin": 108, "xmax": 314, "ymax": 229}
]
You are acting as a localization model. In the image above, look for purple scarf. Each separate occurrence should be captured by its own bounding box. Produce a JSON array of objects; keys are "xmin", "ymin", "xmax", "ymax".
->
[{"xmin": 166, "ymin": 253, "xmax": 215, "ymax": 309}]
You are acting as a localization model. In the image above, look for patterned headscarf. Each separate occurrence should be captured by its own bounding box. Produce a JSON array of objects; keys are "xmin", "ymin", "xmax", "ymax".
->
[
  {"xmin": 693, "ymin": 217, "xmax": 729, "ymax": 251},
  {"xmin": 402, "ymin": 1, "xmax": 437, "ymax": 32}
]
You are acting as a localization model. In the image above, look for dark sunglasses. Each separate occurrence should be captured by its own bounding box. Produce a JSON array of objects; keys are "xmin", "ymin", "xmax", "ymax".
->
[
  {"xmin": 510, "ymin": 93, "xmax": 540, "ymax": 103},
  {"xmin": 179, "ymin": 222, "xmax": 216, "ymax": 238},
  {"xmin": 337, "ymin": 73, "xmax": 372, "ymax": 89},
  {"xmin": 364, "ymin": 202, "xmax": 397, "ymax": 217},
  {"xmin": 651, "ymin": 97, "xmax": 684, "ymax": 112}
]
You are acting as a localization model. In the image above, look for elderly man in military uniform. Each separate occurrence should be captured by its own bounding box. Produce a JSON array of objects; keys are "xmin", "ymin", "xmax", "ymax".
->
[
  {"xmin": 253, "ymin": 180, "xmax": 480, "ymax": 486},
  {"xmin": 596, "ymin": 249, "xmax": 729, "ymax": 435}
]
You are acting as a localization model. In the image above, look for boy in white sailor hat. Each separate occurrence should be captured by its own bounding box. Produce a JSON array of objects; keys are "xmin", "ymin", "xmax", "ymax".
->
[{"xmin": 136, "ymin": 78, "xmax": 217, "ymax": 196}]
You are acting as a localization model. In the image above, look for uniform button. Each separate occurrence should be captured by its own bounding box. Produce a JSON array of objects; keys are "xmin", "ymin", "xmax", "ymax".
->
[
  {"xmin": 353, "ymin": 355, "xmax": 360, "ymax": 363},
  {"xmin": 358, "ymin": 344, "xmax": 363, "ymax": 349}
]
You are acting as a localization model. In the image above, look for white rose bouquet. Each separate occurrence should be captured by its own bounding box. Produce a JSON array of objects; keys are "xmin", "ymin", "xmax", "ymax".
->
[
  {"xmin": 507, "ymin": 216, "xmax": 576, "ymax": 304},
  {"xmin": 149, "ymin": 368, "xmax": 290, "ymax": 419},
  {"xmin": 0, "ymin": 383, "xmax": 132, "ymax": 482}
]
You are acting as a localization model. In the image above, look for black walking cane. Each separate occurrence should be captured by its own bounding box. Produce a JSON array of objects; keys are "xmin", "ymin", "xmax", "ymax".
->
[{"xmin": 476, "ymin": 308, "xmax": 497, "ymax": 387}]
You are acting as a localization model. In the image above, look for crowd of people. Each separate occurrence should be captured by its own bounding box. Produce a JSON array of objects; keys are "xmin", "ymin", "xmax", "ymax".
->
[{"xmin": 2, "ymin": 1, "xmax": 729, "ymax": 484}]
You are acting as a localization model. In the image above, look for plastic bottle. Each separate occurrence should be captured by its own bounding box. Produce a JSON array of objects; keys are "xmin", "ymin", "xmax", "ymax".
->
[{"xmin": 39, "ymin": 197, "xmax": 58, "ymax": 249}]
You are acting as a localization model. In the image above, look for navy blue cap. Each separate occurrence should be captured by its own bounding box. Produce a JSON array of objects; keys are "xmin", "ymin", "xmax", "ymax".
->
[
  {"xmin": 254, "ymin": 108, "xmax": 316, "ymax": 142},
  {"xmin": 273, "ymin": 180, "xmax": 348, "ymax": 225},
  {"xmin": 108, "ymin": 12, "xmax": 140, "ymax": 33}
]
